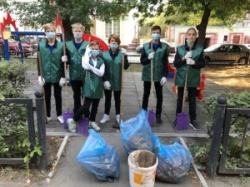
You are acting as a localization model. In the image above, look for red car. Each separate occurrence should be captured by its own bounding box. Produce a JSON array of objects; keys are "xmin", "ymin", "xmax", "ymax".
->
[{"xmin": 0, "ymin": 38, "xmax": 34, "ymax": 57}]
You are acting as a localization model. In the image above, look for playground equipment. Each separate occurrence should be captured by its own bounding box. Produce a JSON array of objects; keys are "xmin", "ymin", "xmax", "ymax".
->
[{"xmin": 0, "ymin": 12, "xmax": 62, "ymax": 61}]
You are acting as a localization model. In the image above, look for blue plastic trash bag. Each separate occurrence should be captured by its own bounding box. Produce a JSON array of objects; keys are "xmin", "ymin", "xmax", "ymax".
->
[
  {"xmin": 120, "ymin": 109, "xmax": 155, "ymax": 155},
  {"xmin": 154, "ymin": 137, "xmax": 192, "ymax": 184},
  {"xmin": 76, "ymin": 129, "xmax": 120, "ymax": 182}
]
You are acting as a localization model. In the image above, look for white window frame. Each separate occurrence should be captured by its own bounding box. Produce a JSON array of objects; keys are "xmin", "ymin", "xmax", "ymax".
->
[{"xmin": 105, "ymin": 20, "xmax": 120, "ymax": 38}]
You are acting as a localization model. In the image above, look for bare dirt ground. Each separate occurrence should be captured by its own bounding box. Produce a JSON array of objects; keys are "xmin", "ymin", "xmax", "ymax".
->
[
  {"xmin": 202, "ymin": 64, "xmax": 250, "ymax": 92},
  {"xmin": 0, "ymin": 136, "xmax": 63, "ymax": 185}
]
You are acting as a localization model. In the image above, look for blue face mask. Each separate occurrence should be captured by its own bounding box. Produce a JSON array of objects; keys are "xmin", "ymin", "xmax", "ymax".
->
[
  {"xmin": 46, "ymin": 32, "xmax": 55, "ymax": 39},
  {"xmin": 186, "ymin": 39, "xmax": 195, "ymax": 44},
  {"xmin": 110, "ymin": 43, "xmax": 118, "ymax": 49},
  {"xmin": 74, "ymin": 33, "xmax": 82, "ymax": 39},
  {"xmin": 151, "ymin": 33, "xmax": 160, "ymax": 40},
  {"xmin": 90, "ymin": 49, "xmax": 99, "ymax": 57}
]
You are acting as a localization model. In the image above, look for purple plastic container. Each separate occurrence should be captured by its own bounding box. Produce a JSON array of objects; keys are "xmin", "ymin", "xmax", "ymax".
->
[
  {"xmin": 176, "ymin": 112, "xmax": 189, "ymax": 130},
  {"xmin": 63, "ymin": 112, "xmax": 74, "ymax": 129},
  {"xmin": 76, "ymin": 117, "xmax": 89, "ymax": 136},
  {"xmin": 148, "ymin": 109, "xmax": 156, "ymax": 127}
]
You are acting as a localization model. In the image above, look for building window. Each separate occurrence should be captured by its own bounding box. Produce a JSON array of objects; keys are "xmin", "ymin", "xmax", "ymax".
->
[
  {"xmin": 223, "ymin": 35, "xmax": 228, "ymax": 42},
  {"xmin": 105, "ymin": 20, "xmax": 120, "ymax": 38}
]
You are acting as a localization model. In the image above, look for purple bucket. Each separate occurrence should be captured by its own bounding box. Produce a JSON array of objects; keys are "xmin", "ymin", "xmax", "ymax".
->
[
  {"xmin": 63, "ymin": 112, "xmax": 74, "ymax": 129},
  {"xmin": 176, "ymin": 113, "xmax": 189, "ymax": 130},
  {"xmin": 148, "ymin": 109, "xmax": 156, "ymax": 127},
  {"xmin": 77, "ymin": 117, "xmax": 89, "ymax": 136}
]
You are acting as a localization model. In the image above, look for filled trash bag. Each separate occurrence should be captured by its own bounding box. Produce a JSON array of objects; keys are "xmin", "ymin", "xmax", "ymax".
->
[
  {"xmin": 76, "ymin": 129, "xmax": 120, "ymax": 182},
  {"xmin": 120, "ymin": 109, "xmax": 155, "ymax": 155},
  {"xmin": 154, "ymin": 137, "xmax": 192, "ymax": 184}
]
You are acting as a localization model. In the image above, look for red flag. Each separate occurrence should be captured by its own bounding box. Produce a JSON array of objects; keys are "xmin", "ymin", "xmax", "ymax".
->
[
  {"xmin": 82, "ymin": 34, "xmax": 109, "ymax": 51},
  {"xmin": 54, "ymin": 13, "xmax": 64, "ymax": 34}
]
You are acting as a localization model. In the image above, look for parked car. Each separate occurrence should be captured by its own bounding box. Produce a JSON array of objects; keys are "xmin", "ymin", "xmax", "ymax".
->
[
  {"xmin": 136, "ymin": 39, "xmax": 176, "ymax": 55},
  {"xmin": 204, "ymin": 43, "xmax": 249, "ymax": 65},
  {"xmin": 243, "ymin": 44, "xmax": 250, "ymax": 50},
  {"xmin": 0, "ymin": 38, "xmax": 34, "ymax": 57}
]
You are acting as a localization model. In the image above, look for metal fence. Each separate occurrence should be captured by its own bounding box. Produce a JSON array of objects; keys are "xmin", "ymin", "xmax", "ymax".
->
[
  {"xmin": 207, "ymin": 96, "xmax": 250, "ymax": 176},
  {"xmin": 0, "ymin": 92, "xmax": 48, "ymax": 171},
  {"xmin": 127, "ymin": 53, "xmax": 141, "ymax": 64}
]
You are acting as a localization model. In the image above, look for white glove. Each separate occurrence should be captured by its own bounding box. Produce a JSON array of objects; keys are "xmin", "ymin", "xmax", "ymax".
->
[
  {"xmin": 184, "ymin": 51, "xmax": 192, "ymax": 59},
  {"xmin": 82, "ymin": 62, "xmax": 91, "ymax": 70},
  {"xmin": 38, "ymin": 76, "xmax": 45, "ymax": 86},
  {"xmin": 120, "ymin": 48, "xmax": 127, "ymax": 55},
  {"xmin": 59, "ymin": 77, "xmax": 66, "ymax": 87},
  {"xmin": 61, "ymin": 55, "xmax": 68, "ymax": 62},
  {"xmin": 160, "ymin": 77, "xmax": 167, "ymax": 85},
  {"xmin": 85, "ymin": 45, "xmax": 91, "ymax": 57},
  {"xmin": 186, "ymin": 58, "xmax": 195, "ymax": 65},
  {"xmin": 148, "ymin": 52, "xmax": 155, "ymax": 60},
  {"xmin": 103, "ymin": 81, "xmax": 111, "ymax": 90}
]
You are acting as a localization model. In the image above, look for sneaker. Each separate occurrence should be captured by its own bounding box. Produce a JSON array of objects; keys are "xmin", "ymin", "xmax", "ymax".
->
[
  {"xmin": 57, "ymin": 115, "xmax": 64, "ymax": 123},
  {"xmin": 67, "ymin": 118, "xmax": 76, "ymax": 133},
  {"xmin": 189, "ymin": 120, "xmax": 201, "ymax": 131},
  {"xmin": 112, "ymin": 123, "xmax": 120, "ymax": 129},
  {"xmin": 100, "ymin": 114, "xmax": 110, "ymax": 124},
  {"xmin": 47, "ymin": 117, "xmax": 51, "ymax": 122},
  {"xmin": 89, "ymin": 121, "xmax": 101, "ymax": 131},
  {"xmin": 156, "ymin": 116, "xmax": 162, "ymax": 124},
  {"xmin": 116, "ymin": 114, "xmax": 123, "ymax": 124}
]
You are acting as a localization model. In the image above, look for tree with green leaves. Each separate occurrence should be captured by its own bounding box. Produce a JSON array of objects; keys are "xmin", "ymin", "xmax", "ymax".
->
[
  {"xmin": 1, "ymin": 0, "xmax": 134, "ymax": 40},
  {"xmin": 132, "ymin": 0, "xmax": 250, "ymax": 46}
]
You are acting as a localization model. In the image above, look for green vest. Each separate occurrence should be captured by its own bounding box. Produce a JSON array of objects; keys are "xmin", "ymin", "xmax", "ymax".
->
[
  {"xmin": 83, "ymin": 58, "xmax": 104, "ymax": 99},
  {"xmin": 102, "ymin": 51, "xmax": 123, "ymax": 91},
  {"xmin": 175, "ymin": 45, "xmax": 203, "ymax": 87},
  {"xmin": 39, "ymin": 41, "xmax": 63, "ymax": 83},
  {"xmin": 66, "ymin": 40, "xmax": 88, "ymax": 80},
  {"xmin": 142, "ymin": 42, "xmax": 167, "ymax": 82}
]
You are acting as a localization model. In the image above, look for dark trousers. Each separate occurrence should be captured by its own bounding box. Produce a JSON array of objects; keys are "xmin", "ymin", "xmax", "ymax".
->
[
  {"xmin": 73, "ymin": 97, "xmax": 100, "ymax": 122},
  {"xmin": 70, "ymin": 80, "xmax": 83, "ymax": 114},
  {"xmin": 103, "ymin": 89, "xmax": 121, "ymax": 115},
  {"xmin": 176, "ymin": 87, "xmax": 197, "ymax": 121},
  {"xmin": 142, "ymin": 81, "xmax": 163, "ymax": 117},
  {"xmin": 44, "ymin": 83, "xmax": 62, "ymax": 117}
]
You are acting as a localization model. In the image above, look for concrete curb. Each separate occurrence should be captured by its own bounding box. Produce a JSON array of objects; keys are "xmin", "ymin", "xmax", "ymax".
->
[
  {"xmin": 180, "ymin": 137, "xmax": 209, "ymax": 187},
  {"xmin": 46, "ymin": 135, "xmax": 70, "ymax": 183}
]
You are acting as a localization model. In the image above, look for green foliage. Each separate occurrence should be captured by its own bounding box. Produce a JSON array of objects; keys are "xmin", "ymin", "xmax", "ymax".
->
[
  {"xmin": 132, "ymin": 0, "xmax": 250, "ymax": 45},
  {"xmin": 0, "ymin": 0, "xmax": 135, "ymax": 40},
  {"xmin": 0, "ymin": 59, "xmax": 40, "ymax": 172},
  {"xmin": 0, "ymin": 59, "xmax": 30, "ymax": 100},
  {"xmin": 191, "ymin": 91, "xmax": 250, "ymax": 170}
]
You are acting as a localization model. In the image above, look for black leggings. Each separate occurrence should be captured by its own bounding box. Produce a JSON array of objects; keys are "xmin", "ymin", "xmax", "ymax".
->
[
  {"xmin": 70, "ymin": 80, "xmax": 83, "ymax": 114},
  {"xmin": 73, "ymin": 97, "xmax": 100, "ymax": 122},
  {"xmin": 176, "ymin": 87, "xmax": 197, "ymax": 121},
  {"xmin": 142, "ymin": 81, "xmax": 163, "ymax": 117},
  {"xmin": 103, "ymin": 89, "xmax": 121, "ymax": 115},
  {"xmin": 44, "ymin": 82, "xmax": 62, "ymax": 117}
]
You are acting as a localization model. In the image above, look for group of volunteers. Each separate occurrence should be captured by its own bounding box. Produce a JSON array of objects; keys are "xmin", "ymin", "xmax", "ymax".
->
[{"xmin": 37, "ymin": 22, "xmax": 205, "ymax": 133}]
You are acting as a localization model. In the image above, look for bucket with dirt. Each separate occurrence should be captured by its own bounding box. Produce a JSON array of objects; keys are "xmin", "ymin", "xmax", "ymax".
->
[{"xmin": 128, "ymin": 150, "xmax": 158, "ymax": 187}]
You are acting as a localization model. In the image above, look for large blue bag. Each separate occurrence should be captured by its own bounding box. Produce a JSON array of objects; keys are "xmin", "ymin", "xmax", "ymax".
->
[
  {"xmin": 76, "ymin": 129, "xmax": 120, "ymax": 182},
  {"xmin": 120, "ymin": 109, "xmax": 155, "ymax": 155},
  {"xmin": 154, "ymin": 137, "xmax": 192, "ymax": 184}
]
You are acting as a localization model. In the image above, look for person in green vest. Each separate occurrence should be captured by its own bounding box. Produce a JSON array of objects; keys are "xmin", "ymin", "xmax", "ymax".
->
[
  {"xmin": 67, "ymin": 40, "xmax": 105, "ymax": 132},
  {"xmin": 37, "ymin": 23, "xmax": 66, "ymax": 124},
  {"xmin": 173, "ymin": 27, "xmax": 205, "ymax": 130},
  {"xmin": 140, "ymin": 25, "xmax": 169, "ymax": 124},
  {"xmin": 99, "ymin": 34, "xmax": 129, "ymax": 128},
  {"xmin": 64, "ymin": 23, "xmax": 88, "ymax": 114}
]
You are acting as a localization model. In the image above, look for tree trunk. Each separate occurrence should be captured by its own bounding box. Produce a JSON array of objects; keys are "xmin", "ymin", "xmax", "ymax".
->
[
  {"xmin": 63, "ymin": 15, "xmax": 73, "ymax": 42},
  {"xmin": 196, "ymin": 3, "xmax": 211, "ymax": 47}
]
